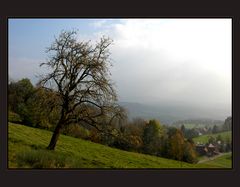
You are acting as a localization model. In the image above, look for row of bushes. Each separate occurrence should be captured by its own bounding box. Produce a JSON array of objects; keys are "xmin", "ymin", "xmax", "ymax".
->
[{"xmin": 83, "ymin": 119, "xmax": 198, "ymax": 163}]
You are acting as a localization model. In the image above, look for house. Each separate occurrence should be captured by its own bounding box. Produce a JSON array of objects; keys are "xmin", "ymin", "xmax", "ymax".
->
[
  {"xmin": 207, "ymin": 143, "xmax": 219, "ymax": 156},
  {"xmin": 196, "ymin": 144, "xmax": 208, "ymax": 156},
  {"xmin": 196, "ymin": 143, "xmax": 220, "ymax": 157}
]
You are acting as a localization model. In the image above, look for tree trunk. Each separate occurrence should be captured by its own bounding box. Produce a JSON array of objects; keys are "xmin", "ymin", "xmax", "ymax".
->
[
  {"xmin": 47, "ymin": 121, "xmax": 63, "ymax": 150},
  {"xmin": 47, "ymin": 105, "xmax": 67, "ymax": 150}
]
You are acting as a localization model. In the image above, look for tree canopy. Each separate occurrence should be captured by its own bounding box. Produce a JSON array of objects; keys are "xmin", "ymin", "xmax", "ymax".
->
[{"xmin": 38, "ymin": 30, "xmax": 125, "ymax": 150}]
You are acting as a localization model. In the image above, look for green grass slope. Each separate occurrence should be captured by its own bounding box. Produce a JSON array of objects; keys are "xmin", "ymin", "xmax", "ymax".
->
[
  {"xmin": 197, "ymin": 153, "xmax": 232, "ymax": 168},
  {"xmin": 8, "ymin": 123, "xmax": 231, "ymax": 168},
  {"xmin": 193, "ymin": 131, "xmax": 232, "ymax": 144}
]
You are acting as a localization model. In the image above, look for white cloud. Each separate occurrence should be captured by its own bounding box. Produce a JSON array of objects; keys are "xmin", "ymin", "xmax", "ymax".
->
[{"xmin": 101, "ymin": 19, "xmax": 232, "ymax": 110}]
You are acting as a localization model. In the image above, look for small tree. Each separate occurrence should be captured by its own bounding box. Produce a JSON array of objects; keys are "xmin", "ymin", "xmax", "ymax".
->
[
  {"xmin": 183, "ymin": 140, "xmax": 198, "ymax": 163},
  {"xmin": 180, "ymin": 124, "xmax": 186, "ymax": 135},
  {"xmin": 142, "ymin": 119, "xmax": 164, "ymax": 155},
  {"xmin": 25, "ymin": 87, "xmax": 61, "ymax": 130},
  {"xmin": 212, "ymin": 125, "xmax": 219, "ymax": 134},
  {"xmin": 222, "ymin": 116, "xmax": 232, "ymax": 131},
  {"xmin": 8, "ymin": 78, "xmax": 34, "ymax": 112},
  {"xmin": 8, "ymin": 78, "xmax": 35, "ymax": 124},
  {"xmin": 39, "ymin": 30, "xmax": 124, "ymax": 150},
  {"xmin": 168, "ymin": 129, "xmax": 185, "ymax": 162}
]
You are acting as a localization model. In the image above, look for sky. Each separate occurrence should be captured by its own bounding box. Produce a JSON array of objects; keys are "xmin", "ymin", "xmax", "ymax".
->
[{"xmin": 9, "ymin": 18, "xmax": 232, "ymax": 119}]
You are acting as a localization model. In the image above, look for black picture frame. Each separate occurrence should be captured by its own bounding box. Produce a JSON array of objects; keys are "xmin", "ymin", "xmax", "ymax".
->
[{"xmin": 1, "ymin": 1, "xmax": 240, "ymax": 187}]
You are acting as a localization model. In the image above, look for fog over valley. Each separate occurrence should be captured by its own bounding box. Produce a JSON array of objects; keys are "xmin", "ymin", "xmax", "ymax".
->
[
  {"xmin": 119, "ymin": 101, "xmax": 230, "ymax": 125},
  {"xmin": 9, "ymin": 19, "xmax": 232, "ymax": 124}
]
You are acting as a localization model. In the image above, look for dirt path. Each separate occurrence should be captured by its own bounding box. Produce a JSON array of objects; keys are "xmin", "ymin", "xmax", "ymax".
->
[{"xmin": 197, "ymin": 152, "xmax": 231, "ymax": 164}]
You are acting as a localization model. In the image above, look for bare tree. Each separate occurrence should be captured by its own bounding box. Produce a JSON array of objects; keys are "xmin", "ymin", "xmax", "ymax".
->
[{"xmin": 38, "ymin": 30, "xmax": 124, "ymax": 150}]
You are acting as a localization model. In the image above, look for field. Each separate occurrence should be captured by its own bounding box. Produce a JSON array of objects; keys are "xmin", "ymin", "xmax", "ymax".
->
[
  {"xmin": 174, "ymin": 123, "xmax": 207, "ymax": 129},
  {"xmin": 172, "ymin": 120, "xmax": 223, "ymax": 129},
  {"xmin": 8, "ymin": 123, "xmax": 231, "ymax": 168},
  {"xmin": 193, "ymin": 131, "xmax": 232, "ymax": 144},
  {"xmin": 196, "ymin": 153, "xmax": 232, "ymax": 168}
]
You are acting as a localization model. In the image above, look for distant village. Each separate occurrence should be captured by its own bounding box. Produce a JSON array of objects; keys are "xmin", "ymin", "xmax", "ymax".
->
[
  {"xmin": 178, "ymin": 117, "xmax": 232, "ymax": 158},
  {"xmin": 196, "ymin": 141, "xmax": 231, "ymax": 157}
]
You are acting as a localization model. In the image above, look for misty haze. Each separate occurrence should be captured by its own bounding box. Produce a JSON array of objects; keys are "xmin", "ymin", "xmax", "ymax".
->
[{"xmin": 9, "ymin": 19, "xmax": 231, "ymax": 124}]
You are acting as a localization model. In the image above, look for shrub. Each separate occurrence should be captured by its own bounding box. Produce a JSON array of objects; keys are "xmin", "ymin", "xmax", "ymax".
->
[
  {"xmin": 62, "ymin": 124, "xmax": 90, "ymax": 139},
  {"xmin": 8, "ymin": 111, "xmax": 22, "ymax": 123},
  {"xmin": 89, "ymin": 129, "xmax": 102, "ymax": 143},
  {"xmin": 183, "ymin": 142, "xmax": 198, "ymax": 163},
  {"xmin": 142, "ymin": 119, "xmax": 164, "ymax": 155}
]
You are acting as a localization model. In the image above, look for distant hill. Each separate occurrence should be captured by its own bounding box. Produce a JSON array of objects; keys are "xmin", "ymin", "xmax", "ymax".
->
[
  {"xmin": 119, "ymin": 102, "xmax": 228, "ymax": 125},
  {"xmin": 119, "ymin": 102, "xmax": 181, "ymax": 124}
]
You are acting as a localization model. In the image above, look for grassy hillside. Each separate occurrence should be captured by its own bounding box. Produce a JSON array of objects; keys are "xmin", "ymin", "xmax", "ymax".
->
[
  {"xmin": 197, "ymin": 153, "xmax": 232, "ymax": 168},
  {"xmin": 8, "ymin": 123, "xmax": 231, "ymax": 168},
  {"xmin": 193, "ymin": 131, "xmax": 232, "ymax": 144},
  {"xmin": 172, "ymin": 119, "xmax": 224, "ymax": 129},
  {"xmin": 173, "ymin": 123, "xmax": 208, "ymax": 129}
]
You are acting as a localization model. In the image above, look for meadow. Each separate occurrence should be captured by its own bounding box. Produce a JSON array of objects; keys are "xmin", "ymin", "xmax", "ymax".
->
[
  {"xmin": 193, "ymin": 131, "xmax": 232, "ymax": 144},
  {"xmin": 8, "ymin": 123, "xmax": 231, "ymax": 169}
]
